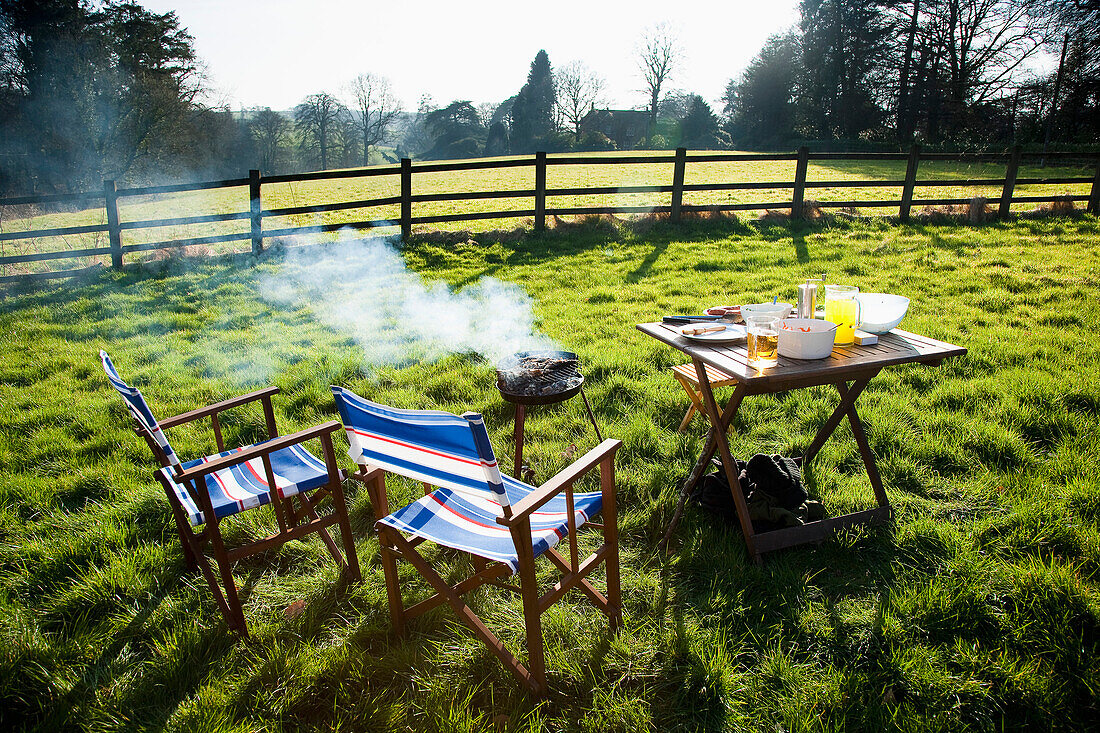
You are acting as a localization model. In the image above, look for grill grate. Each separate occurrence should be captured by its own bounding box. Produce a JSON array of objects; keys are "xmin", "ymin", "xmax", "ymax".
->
[{"xmin": 496, "ymin": 350, "xmax": 584, "ymax": 403}]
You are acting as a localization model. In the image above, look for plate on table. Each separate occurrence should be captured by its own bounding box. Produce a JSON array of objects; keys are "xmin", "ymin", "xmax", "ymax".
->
[{"xmin": 678, "ymin": 323, "xmax": 747, "ymax": 342}]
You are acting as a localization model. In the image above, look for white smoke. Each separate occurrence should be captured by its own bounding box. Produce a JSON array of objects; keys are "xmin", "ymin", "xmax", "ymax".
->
[{"xmin": 258, "ymin": 232, "xmax": 559, "ymax": 369}]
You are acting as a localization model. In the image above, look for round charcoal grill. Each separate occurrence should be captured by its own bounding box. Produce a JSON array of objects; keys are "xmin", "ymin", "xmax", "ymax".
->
[
  {"xmin": 495, "ymin": 349, "xmax": 602, "ymax": 479},
  {"xmin": 496, "ymin": 349, "xmax": 585, "ymax": 405}
]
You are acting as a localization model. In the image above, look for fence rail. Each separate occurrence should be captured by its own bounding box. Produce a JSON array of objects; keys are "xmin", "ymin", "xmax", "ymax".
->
[{"xmin": 1, "ymin": 145, "xmax": 1098, "ymax": 282}]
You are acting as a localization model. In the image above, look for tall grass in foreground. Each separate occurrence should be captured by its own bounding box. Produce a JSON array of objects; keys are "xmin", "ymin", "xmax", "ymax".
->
[{"xmin": 1, "ymin": 214, "xmax": 1099, "ymax": 731}]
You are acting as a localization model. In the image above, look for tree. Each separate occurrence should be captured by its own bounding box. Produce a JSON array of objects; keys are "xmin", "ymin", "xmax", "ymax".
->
[
  {"xmin": 728, "ymin": 32, "xmax": 802, "ymax": 147},
  {"xmin": 721, "ymin": 77, "xmax": 738, "ymax": 135},
  {"xmin": 295, "ymin": 91, "xmax": 347, "ymax": 170},
  {"xmin": 484, "ymin": 121, "xmax": 509, "ymax": 156},
  {"xmin": 423, "ymin": 100, "xmax": 484, "ymax": 159},
  {"xmin": 798, "ymin": 0, "xmax": 897, "ymax": 140},
  {"xmin": 1027, "ymin": 0, "xmax": 1100, "ymax": 142},
  {"xmin": 489, "ymin": 95, "xmax": 515, "ymax": 129},
  {"xmin": 636, "ymin": 23, "xmax": 683, "ymax": 135},
  {"xmin": 657, "ymin": 90, "xmax": 695, "ymax": 123},
  {"xmin": 896, "ymin": 0, "xmax": 923, "ymax": 140},
  {"xmin": 0, "ymin": 0, "xmax": 201, "ymax": 189},
  {"xmin": 332, "ymin": 109, "xmax": 359, "ymax": 169},
  {"xmin": 510, "ymin": 50, "xmax": 556, "ymax": 152},
  {"xmin": 248, "ymin": 107, "xmax": 287, "ymax": 173},
  {"xmin": 394, "ymin": 93, "xmax": 437, "ymax": 158},
  {"xmin": 99, "ymin": 2, "xmax": 202, "ymax": 175},
  {"xmin": 555, "ymin": 60, "xmax": 604, "ymax": 141},
  {"xmin": 679, "ymin": 95, "xmax": 724, "ymax": 149},
  {"xmin": 920, "ymin": 0, "xmax": 1050, "ymax": 138},
  {"xmin": 346, "ymin": 72, "xmax": 401, "ymax": 166}
]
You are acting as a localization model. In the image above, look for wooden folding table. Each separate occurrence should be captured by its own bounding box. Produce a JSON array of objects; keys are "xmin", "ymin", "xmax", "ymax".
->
[{"xmin": 637, "ymin": 322, "xmax": 966, "ymax": 561}]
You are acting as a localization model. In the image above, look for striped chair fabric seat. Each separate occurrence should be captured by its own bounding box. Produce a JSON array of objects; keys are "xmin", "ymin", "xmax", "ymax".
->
[
  {"xmin": 162, "ymin": 442, "xmax": 332, "ymax": 527},
  {"xmin": 332, "ymin": 386, "xmax": 601, "ymax": 574},
  {"xmin": 381, "ymin": 475, "xmax": 602, "ymax": 573}
]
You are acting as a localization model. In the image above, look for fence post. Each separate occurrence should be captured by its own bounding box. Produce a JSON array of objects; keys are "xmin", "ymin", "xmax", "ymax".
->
[
  {"xmin": 792, "ymin": 146, "xmax": 809, "ymax": 219},
  {"xmin": 671, "ymin": 147, "xmax": 687, "ymax": 222},
  {"xmin": 249, "ymin": 169, "xmax": 263, "ymax": 254},
  {"xmin": 400, "ymin": 158, "xmax": 412, "ymax": 240},
  {"xmin": 899, "ymin": 144, "xmax": 922, "ymax": 221},
  {"xmin": 103, "ymin": 179, "xmax": 122, "ymax": 269},
  {"xmin": 1089, "ymin": 153, "xmax": 1100, "ymax": 215},
  {"xmin": 535, "ymin": 151, "xmax": 547, "ymax": 231},
  {"xmin": 998, "ymin": 146, "xmax": 1021, "ymax": 220}
]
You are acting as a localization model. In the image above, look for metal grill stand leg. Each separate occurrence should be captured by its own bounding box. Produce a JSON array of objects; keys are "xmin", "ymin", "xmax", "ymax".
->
[
  {"xmin": 513, "ymin": 403, "xmax": 526, "ymax": 479},
  {"xmin": 580, "ymin": 387, "xmax": 602, "ymax": 442}
]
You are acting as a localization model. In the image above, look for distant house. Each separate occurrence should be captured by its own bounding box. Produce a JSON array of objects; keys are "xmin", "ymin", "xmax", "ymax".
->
[{"xmin": 579, "ymin": 109, "xmax": 650, "ymax": 150}]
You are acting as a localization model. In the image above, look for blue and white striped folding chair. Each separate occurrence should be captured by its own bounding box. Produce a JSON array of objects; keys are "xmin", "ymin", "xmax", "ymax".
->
[
  {"xmin": 100, "ymin": 350, "xmax": 360, "ymax": 635},
  {"xmin": 332, "ymin": 385, "xmax": 622, "ymax": 694}
]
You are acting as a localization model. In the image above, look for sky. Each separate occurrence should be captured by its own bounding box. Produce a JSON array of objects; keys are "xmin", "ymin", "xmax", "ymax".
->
[{"xmin": 142, "ymin": 0, "xmax": 801, "ymax": 113}]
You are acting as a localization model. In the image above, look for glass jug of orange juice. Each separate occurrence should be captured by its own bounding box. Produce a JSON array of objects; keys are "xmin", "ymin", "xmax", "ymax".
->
[{"xmin": 824, "ymin": 285, "xmax": 861, "ymax": 345}]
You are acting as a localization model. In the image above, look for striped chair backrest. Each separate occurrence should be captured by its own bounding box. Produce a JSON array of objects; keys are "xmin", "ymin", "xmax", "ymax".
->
[
  {"xmin": 331, "ymin": 386, "xmax": 509, "ymax": 510},
  {"xmin": 100, "ymin": 350, "xmax": 180, "ymax": 468}
]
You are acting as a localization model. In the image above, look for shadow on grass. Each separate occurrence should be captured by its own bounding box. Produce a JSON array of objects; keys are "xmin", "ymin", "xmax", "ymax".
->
[
  {"xmin": 451, "ymin": 264, "xmax": 503, "ymax": 288},
  {"xmin": 627, "ymin": 440, "xmax": 905, "ymax": 728},
  {"xmin": 33, "ymin": 566, "xmax": 236, "ymax": 732},
  {"xmin": 626, "ymin": 239, "xmax": 670, "ymax": 282}
]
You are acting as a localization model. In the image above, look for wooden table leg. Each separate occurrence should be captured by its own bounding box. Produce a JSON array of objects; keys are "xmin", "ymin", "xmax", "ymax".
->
[
  {"xmin": 836, "ymin": 381, "xmax": 890, "ymax": 510},
  {"xmin": 692, "ymin": 358, "xmax": 759, "ymax": 561},
  {"xmin": 513, "ymin": 403, "xmax": 526, "ymax": 479},
  {"xmin": 801, "ymin": 373, "xmax": 877, "ymax": 468},
  {"xmin": 659, "ymin": 383, "xmax": 747, "ymax": 554}
]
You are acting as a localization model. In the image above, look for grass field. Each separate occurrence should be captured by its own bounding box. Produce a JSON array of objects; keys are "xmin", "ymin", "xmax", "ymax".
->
[
  {"xmin": 2, "ymin": 213, "xmax": 1100, "ymax": 731},
  {"xmin": 1, "ymin": 150, "xmax": 1095, "ymax": 278}
]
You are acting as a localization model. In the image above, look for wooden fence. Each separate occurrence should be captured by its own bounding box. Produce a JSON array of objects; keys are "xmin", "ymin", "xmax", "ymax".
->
[{"xmin": 1, "ymin": 145, "xmax": 1098, "ymax": 282}]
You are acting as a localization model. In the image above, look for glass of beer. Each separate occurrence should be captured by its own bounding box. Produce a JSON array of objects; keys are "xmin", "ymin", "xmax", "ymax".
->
[
  {"xmin": 824, "ymin": 284, "xmax": 861, "ymax": 345},
  {"xmin": 745, "ymin": 315, "xmax": 780, "ymax": 368}
]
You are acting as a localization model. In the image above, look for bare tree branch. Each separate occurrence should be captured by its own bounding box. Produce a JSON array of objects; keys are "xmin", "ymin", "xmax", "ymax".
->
[
  {"xmin": 555, "ymin": 60, "xmax": 605, "ymax": 141},
  {"xmin": 346, "ymin": 73, "xmax": 402, "ymax": 167},
  {"xmin": 295, "ymin": 92, "xmax": 347, "ymax": 171},
  {"xmin": 636, "ymin": 23, "xmax": 683, "ymax": 134}
]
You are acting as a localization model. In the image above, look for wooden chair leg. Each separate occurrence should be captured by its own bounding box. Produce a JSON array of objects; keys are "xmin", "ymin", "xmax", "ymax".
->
[
  {"xmin": 514, "ymin": 518, "xmax": 547, "ymax": 694},
  {"xmin": 157, "ymin": 476, "xmax": 200, "ymax": 570},
  {"xmin": 330, "ymin": 481, "xmax": 361, "ymax": 582},
  {"xmin": 600, "ymin": 456, "xmax": 623, "ymax": 630},
  {"xmin": 377, "ymin": 525, "xmax": 407, "ymax": 637},
  {"xmin": 207, "ymin": 520, "xmax": 248, "ymax": 636},
  {"xmin": 316, "ymin": 432, "xmax": 359, "ymax": 580},
  {"xmin": 387, "ymin": 529, "xmax": 539, "ymax": 691},
  {"xmin": 169, "ymin": 503, "xmax": 199, "ymax": 570}
]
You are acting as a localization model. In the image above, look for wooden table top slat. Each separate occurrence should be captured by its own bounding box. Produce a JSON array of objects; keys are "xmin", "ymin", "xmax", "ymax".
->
[{"xmin": 639, "ymin": 323, "xmax": 966, "ymax": 386}]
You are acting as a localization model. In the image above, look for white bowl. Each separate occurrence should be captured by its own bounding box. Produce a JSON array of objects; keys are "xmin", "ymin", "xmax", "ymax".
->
[
  {"xmin": 777, "ymin": 318, "xmax": 837, "ymax": 359},
  {"xmin": 741, "ymin": 302, "xmax": 794, "ymax": 320},
  {"xmin": 855, "ymin": 293, "xmax": 909, "ymax": 334}
]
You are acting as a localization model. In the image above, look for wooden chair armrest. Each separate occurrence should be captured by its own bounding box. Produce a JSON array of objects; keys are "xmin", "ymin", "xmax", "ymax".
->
[
  {"xmin": 159, "ymin": 386, "xmax": 280, "ymax": 428},
  {"xmin": 498, "ymin": 439, "xmax": 621, "ymax": 526},
  {"xmin": 173, "ymin": 420, "xmax": 341, "ymax": 483}
]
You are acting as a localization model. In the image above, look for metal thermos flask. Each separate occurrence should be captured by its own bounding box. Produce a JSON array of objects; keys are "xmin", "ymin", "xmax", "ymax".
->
[{"xmin": 797, "ymin": 281, "xmax": 818, "ymax": 319}]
